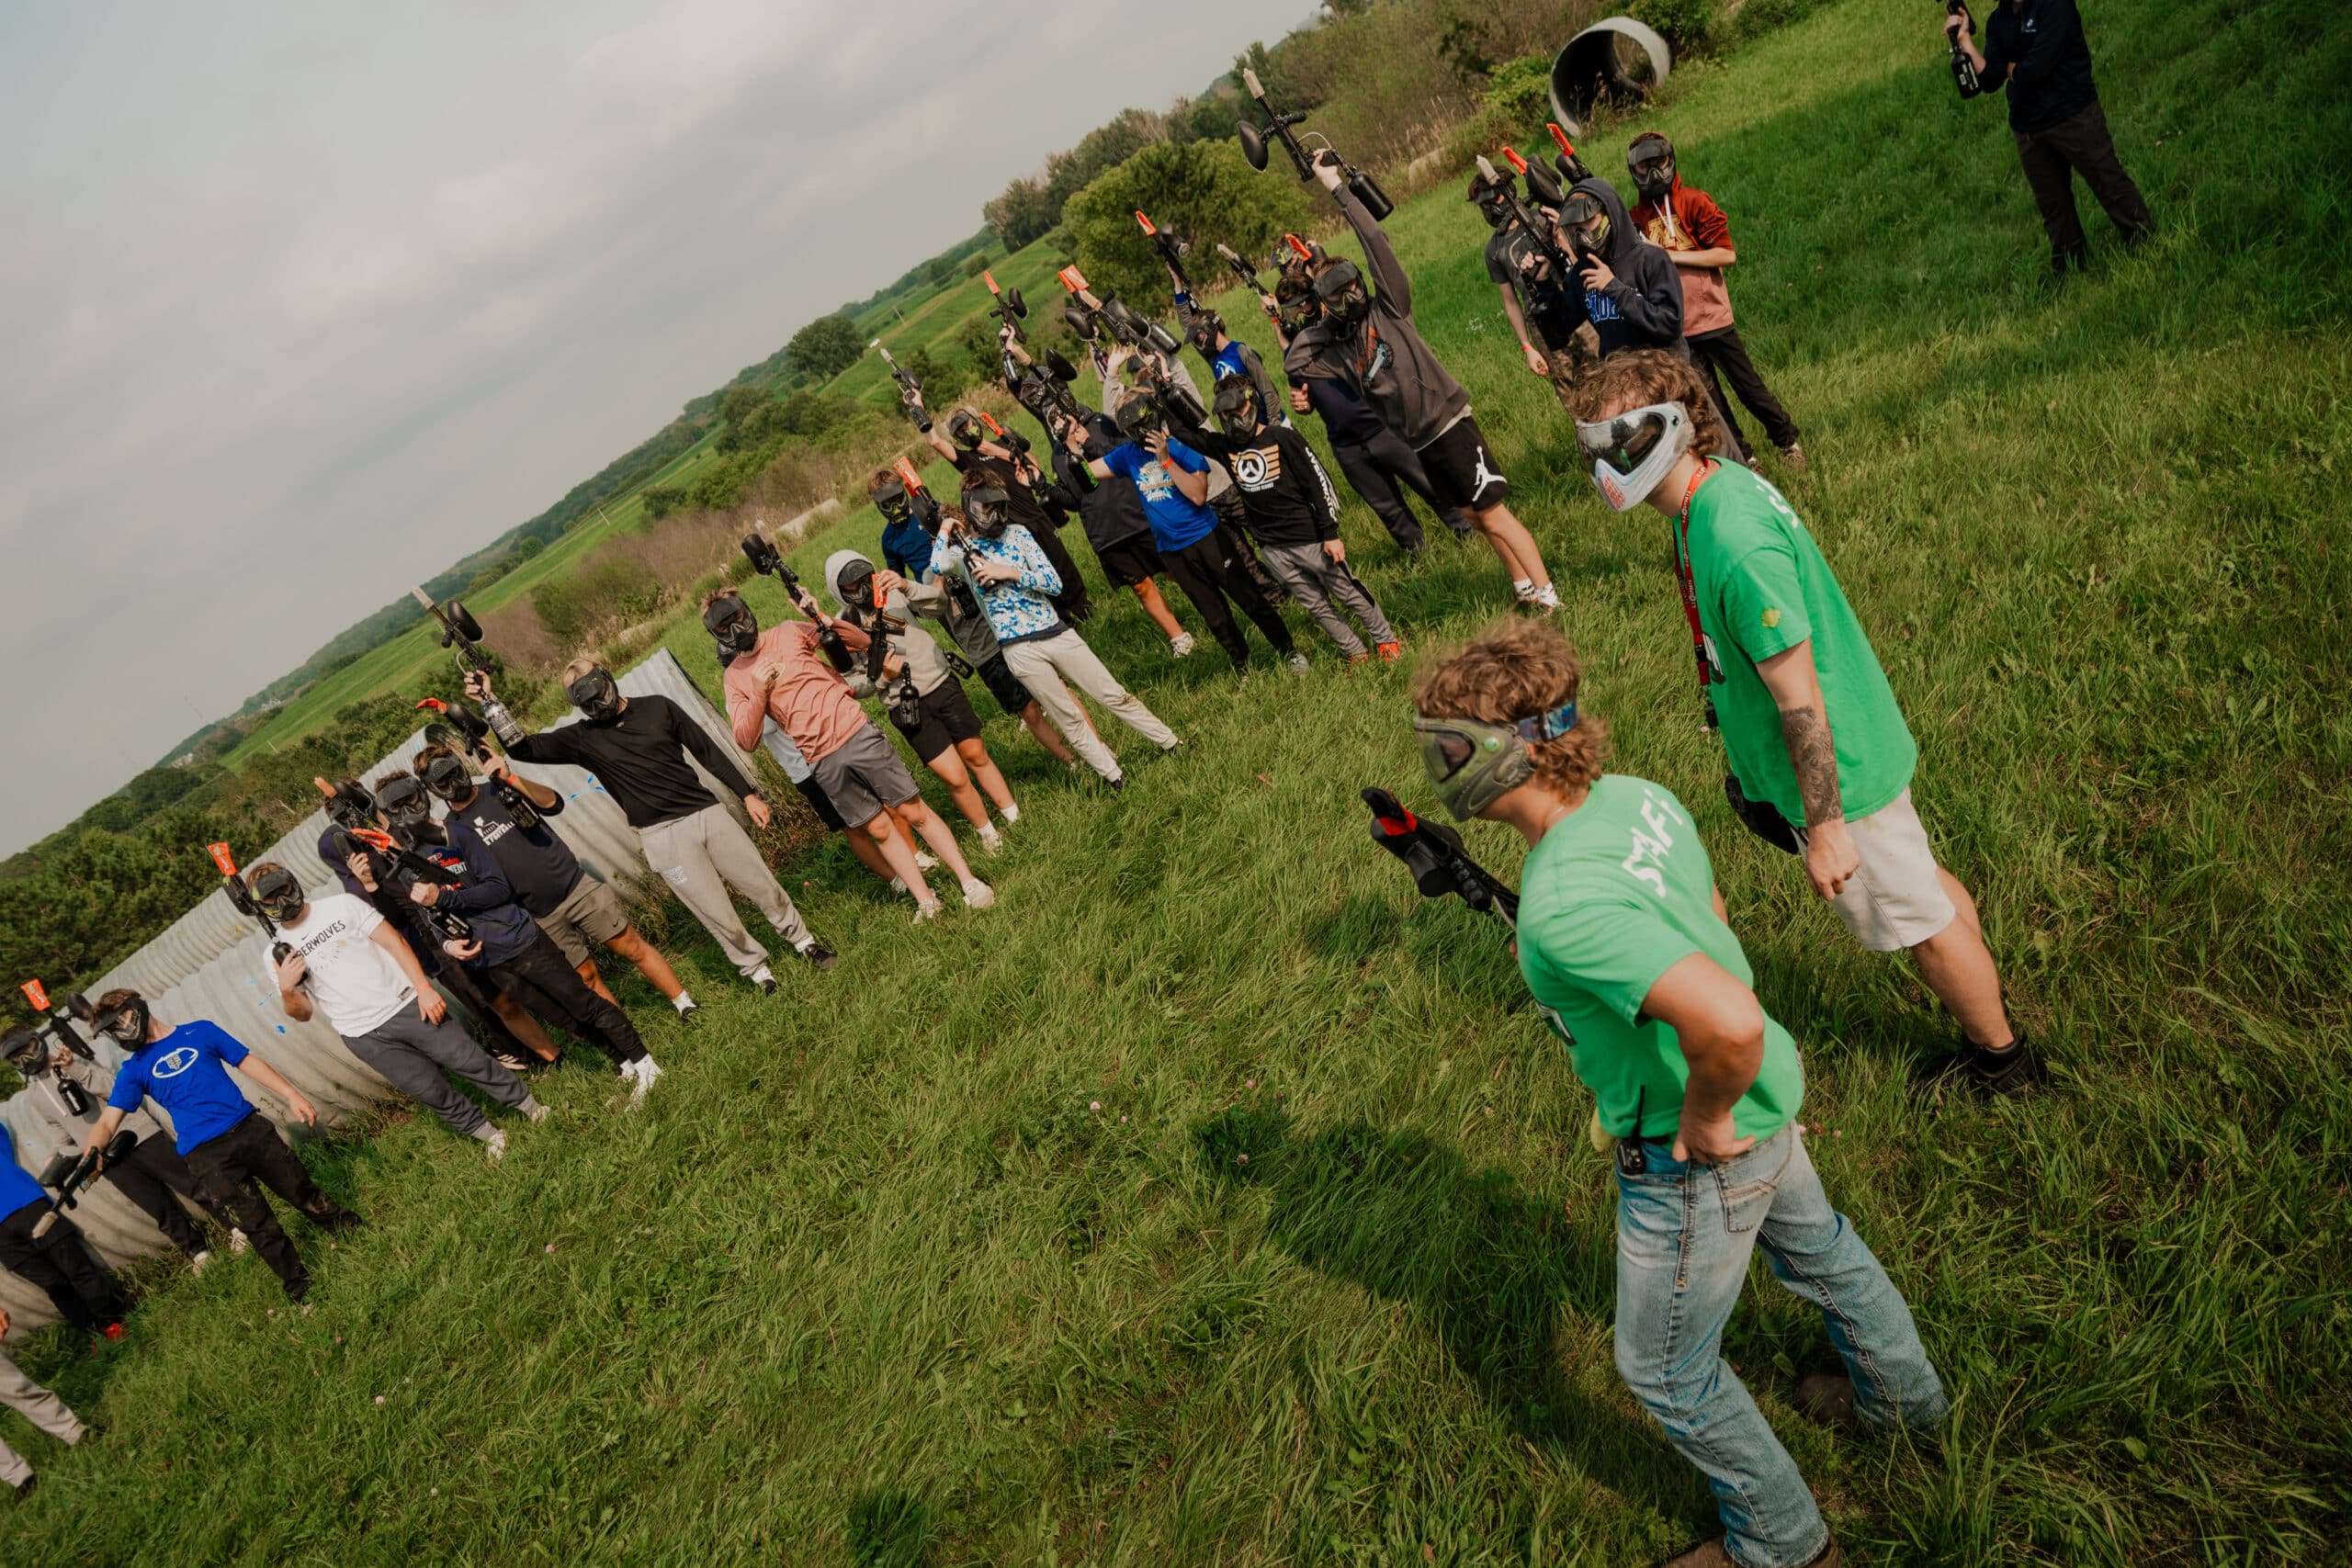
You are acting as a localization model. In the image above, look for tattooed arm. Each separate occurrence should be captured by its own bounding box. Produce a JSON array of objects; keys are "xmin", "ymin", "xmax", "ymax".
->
[{"xmin": 1755, "ymin": 641, "xmax": 1860, "ymax": 899}]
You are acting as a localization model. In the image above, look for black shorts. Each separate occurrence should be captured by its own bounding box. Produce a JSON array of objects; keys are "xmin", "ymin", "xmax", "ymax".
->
[
  {"xmin": 891, "ymin": 678, "xmax": 984, "ymax": 763},
  {"xmin": 1418, "ymin": 414, "xmax": 1510, "ymax": 512},
  {"xmin": 1094, "ymin": 535, "xmax": 1166, "ymax": 589},
  {"xmin": 975, "ymin": 651, "xmax": 1032, "ymax": 717}
]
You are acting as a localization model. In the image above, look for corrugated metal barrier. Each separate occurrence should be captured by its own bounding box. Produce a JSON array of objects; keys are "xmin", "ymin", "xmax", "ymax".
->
[{"xmin": 1, "ymin": 649, "xmax": 749, "ymax": 1332}]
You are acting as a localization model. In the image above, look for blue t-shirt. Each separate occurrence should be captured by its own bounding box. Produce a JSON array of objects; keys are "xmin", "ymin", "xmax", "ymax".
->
[
  {"xmin": 1102, "ymin": 438, "xmax": 1219, "ymax": 551},
  {"xmin": 107, "ymin": 1019, "xmax": 256, "ymax": 1157},
  {"xmin": 0, "ymin": 1123, "xmax": 51, "ymax": 1224},
  {"xmin": 880, "ymin": 515, "xmax": 933, "ymax": 581}
]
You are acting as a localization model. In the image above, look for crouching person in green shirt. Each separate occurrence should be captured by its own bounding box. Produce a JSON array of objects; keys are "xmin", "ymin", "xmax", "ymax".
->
[{"xmin": 1412, "ymin": 623, "xmax": 1946, "ymax": 1568}]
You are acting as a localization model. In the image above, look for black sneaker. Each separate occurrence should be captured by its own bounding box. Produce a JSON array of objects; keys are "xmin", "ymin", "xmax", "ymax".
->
[
  {"xmin": 13, "ymin": 1473, "xmax": 36, "ymax": 1502},
  {"xmin": 758, "ymin": 976, "xmax": 778, "ymax": 995},
  {"xmin": 798, "ymin": 944, "xmax": 838, "ymax": 973},
  {"xmin": 1913, "ymin": 1033, "xmax": 2045, "ymax": 1104},
  {"xmin": 1108, "ymin": 774, "xmax": 1126, "ymax": 793}
]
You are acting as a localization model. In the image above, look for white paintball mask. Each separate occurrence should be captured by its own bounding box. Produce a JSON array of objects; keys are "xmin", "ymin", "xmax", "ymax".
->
[{"xmin": 1575, "ymin": 401, "xmax": 1692, "ymax": 512}]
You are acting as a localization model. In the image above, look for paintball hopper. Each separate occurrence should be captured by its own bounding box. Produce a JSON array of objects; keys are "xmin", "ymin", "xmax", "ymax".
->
[{"xmin": 741, "ymin": 531, "xmax": 786, "ymax": 579}]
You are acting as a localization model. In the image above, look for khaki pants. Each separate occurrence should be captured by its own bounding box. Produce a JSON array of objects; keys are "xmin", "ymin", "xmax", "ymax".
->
[
  {"xmin": 0, "ymin": 1352, "xmax": 85, "ymax": 1489},
  {"xmin": 638, "ymin": 803, "xmax": 810, "ymax": 979},
  {"xmin": 1000, "ymin": 629, "xmax": 1177, "ymax": 782}
]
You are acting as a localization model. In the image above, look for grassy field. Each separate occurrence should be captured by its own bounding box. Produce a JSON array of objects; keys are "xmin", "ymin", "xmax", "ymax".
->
[{"xmin": 10, "ymin": 0, "xmax": 2350, "ymax": 1561}]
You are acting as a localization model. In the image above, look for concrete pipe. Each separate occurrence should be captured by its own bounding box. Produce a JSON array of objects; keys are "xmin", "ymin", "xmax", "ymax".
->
[{"xmin": 1549, "ymin": 16, "xmax": 1674, "ymax": 136}]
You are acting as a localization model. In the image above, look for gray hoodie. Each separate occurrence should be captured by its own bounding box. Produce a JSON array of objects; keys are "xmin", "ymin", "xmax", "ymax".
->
[
  {"xmin": 1328, "ymin": 183, "xmax": 1472, "ymax": 450},
  {"xmin": 1566, "ymin": 176, "xmax": 1685, "ymax": 357},
  {"xmin": 824, "ymin": 548, "xmax": 956, "ymax": 695}
]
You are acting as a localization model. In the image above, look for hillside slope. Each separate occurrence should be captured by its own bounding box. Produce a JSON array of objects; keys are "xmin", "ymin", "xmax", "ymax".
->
[{"xmin": 7, "ymin": 0, "xmax": 2347, "ymax": 1562}]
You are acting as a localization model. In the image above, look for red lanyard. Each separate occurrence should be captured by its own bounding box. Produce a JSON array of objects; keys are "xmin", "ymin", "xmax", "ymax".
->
[{"xmin": 1672, "ymin": 460, "xmax": 1720, "ymax": 730}]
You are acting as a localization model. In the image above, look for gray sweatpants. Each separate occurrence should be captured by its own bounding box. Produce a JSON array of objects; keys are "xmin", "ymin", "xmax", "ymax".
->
[
  {"xmin": 343, "ymin": 999, "xmax": 530, "ymax": 1138},
  {"xmin": 1001, "ymin": 628, "xmax": 1178, "ymax": 782},
  {"xmin": 1258, "ymin": 542, "xmax": 1396, "ymax": 658},
  {"xmin": 638, "ymin": 802, "xmax": 809, "ymax": 979},
  {"xmin": 0, "ymin": 1352, "xmax": 85, "ymax": 1488}
]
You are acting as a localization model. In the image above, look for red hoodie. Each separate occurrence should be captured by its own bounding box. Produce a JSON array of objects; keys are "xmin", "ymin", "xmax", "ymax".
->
[{"xmin": 1631, "ymin": 175, "xmax": 1736, "ymax": 336}]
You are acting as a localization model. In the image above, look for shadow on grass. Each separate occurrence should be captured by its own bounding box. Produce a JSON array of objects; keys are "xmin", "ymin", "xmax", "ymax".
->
[
  {"xmin": 1197, "ymin": 1107, "xmax": 1698, "ymax": 1522},
  {"xmin": 844, "ymin": 1487, "xmax": 934, "ymax": 1568}
]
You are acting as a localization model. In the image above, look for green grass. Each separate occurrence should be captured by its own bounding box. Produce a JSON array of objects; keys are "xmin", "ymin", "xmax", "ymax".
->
[
  {"xmin": 10, "ymin": 0, "xmax": 2350, "ymax": 1560},
  {"xmin": 827, "ymin": 234, "xmax": 1080, "ymax": 412}
]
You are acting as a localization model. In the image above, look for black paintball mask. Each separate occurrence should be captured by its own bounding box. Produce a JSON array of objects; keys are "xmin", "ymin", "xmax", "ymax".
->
[
  {"xmin": 945, "ymin": 410, "xmax": 986, "ymax": 451},
  {"xmin": 374, "ymin": 773, "xmax": 443, "ymax": 845},
  {"xmin": 1187, "ymin": 311, "xmax": 1226, "ymax": 355},
  {"xmin": 1471, "ymin": 176, "xmax": 1513, "ymax": 230},
  {"xmin": 4, "ymin": 1029, "xmax": 49, "ymax": 1074},
  {"xmin": 872, "ymin": 479, "xmax": 912, "ymax": 525},
  {"xmin": 962, "ymin": 485, "xmax": 1013, "ymax": 539},
  {"xmin": 1562, "ymin": 191, "xmax": 1611, "ymax": 258},
  {"xmin": 1312, "ymin": 260, "xmax": 1372, "ymax": 325},
  {"xmin": 837, "ymin": 561, "xmax": 878, "ymax": 615},
  {"xmin": 1273, "ymin": 279, "xmax": 1319, "ymax": 336},
  {"xmin": 248, "ymin": 864, "xmax": 307, "ymax": 924},
  {"xmin": 703, "ymin": 593, "xmax": 759, "ymax": 663},
  {"xmin": 421, "ymin": 750, "xmax": 475, "ymax": 806},
  {"xmin": 1212, "ymin": 376, "xmax": 1261, "ymax": 436},
  {"xmin": 567, "ymin": 665, "xmax": 625, "ymax": 725},
  {"xmin": 1114, "ymin": 391, "xmax": 1167, "ymax": 443},
  {"xmin": 323, "ymin": 779, "xmax": 378, "ymax": 833},
  {"xmin": 93, "ymin": 993, "xmax": 153, "ymax": 1048},
  {"xmin": 1627, "ymin": 134, "xmax": 1676, "ymax": 200}
]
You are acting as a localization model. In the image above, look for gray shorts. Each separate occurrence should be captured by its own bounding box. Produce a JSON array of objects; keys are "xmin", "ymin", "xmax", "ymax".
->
[
  {"xmin": 1795, "ymin": 789, "xmax": 1958, "ymax": 952},
  {"xmin": 808, "ymin": 722, "xmax": 921, "ymax": 829},
  {"xmin": 535, "ymin": 874, "xmax": 631, "ymax": 967}
]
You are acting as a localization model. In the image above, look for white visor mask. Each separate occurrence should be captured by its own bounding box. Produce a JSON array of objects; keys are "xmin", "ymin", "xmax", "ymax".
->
[{"xmin": 1575, "ymin": 401, "xmax": 1691, "ymax": 512}]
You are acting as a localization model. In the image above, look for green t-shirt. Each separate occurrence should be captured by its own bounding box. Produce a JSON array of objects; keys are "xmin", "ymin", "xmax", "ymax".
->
[
  {"xmin": 1516, "ymin": 774, "xmax": 1804, "ymax": 1143},
  {"xmin": 1683, "ymin": 461, "xmax": 1916, "ymax": 824}
]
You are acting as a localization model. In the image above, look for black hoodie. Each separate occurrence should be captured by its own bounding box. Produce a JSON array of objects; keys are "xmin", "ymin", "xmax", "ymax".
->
[{"xmin": 1568, "ymin": 177, "xmax": 1685, "ymax": 357}]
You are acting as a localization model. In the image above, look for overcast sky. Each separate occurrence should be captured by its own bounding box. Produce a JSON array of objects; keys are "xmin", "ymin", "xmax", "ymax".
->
[{"xmin": 0, "ymin": 0, "xmax": 1289, "ymax": 852}]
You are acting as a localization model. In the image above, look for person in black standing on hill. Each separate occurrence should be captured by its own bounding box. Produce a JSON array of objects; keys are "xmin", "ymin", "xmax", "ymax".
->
[{"xmin": 1946, "ymin": 0, "xmax": 2153, "ymax": 273}]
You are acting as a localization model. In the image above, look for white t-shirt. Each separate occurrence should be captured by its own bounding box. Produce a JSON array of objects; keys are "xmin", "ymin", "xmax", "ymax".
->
[{"xmin": 272, "ymin": 893, "xmax": 416, "ymax": 1037}]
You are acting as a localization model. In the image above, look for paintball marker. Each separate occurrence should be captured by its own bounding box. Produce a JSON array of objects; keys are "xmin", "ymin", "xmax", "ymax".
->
[
  {"xmin": 212, "ymin": 842, "xmax": 295, "ymax": 966},
  {"xmin": 1477, "ymin": 154, "xmax": 1567, "ymax": 283},
  {"xmin": 1214, "ymin": 243, "xmax": 1281, "ymax": 326},
  {"xmin": 5, "ymin": 987, "xmax": 96, "ymax": 1114},
  {"xmin": 1944, "ymin": 2, "xmax": 1982, "ymax": 97},
  {"xmin": 1545, "ymin": 123, "xmax": 1595, "ymax": 187},
  {"xmin": 1362, "ymin": 787, "xmax": 1520, "ymax": 930},
  {"xmin": 1057, "ymin": 266, "xmax": 1206, "ymax": 425},
  {"xmin": 1134, "ymin": 210, "xmax": 1193, "ymax": 292},
  {"xmin": 30, "ymin": 1129, "xmax": 139, "ymax": 1239},
  {"xmin": 875, "ymin": 342, "xmax": 932, "ymax": 431},
  {"xmin": 413, "ymin": 590, "xmax": 492, "ymax": 674},
  {"xmin": 1236, "ymin": 66, "xmax": 1394, "ymax": 220},
  {"xmin": 415, "ymin": 697, "xmax": 544, "ymax": 830},
  {"xmin": 741, "ymin": 531, "xmax": 854, "ymax": 671},
  {"xmin": 331, "ymin": 817, "xmax": 477, "ymax": 949}
]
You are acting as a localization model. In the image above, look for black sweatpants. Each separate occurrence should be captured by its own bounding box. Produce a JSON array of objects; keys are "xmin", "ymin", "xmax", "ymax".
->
[
  {"xmin": 486, "ymin": 931, "xmax": 648, "ymax": 1069},
  {"xmin": 1329, "ymin": 429, "xmax": 1476, "ymax": 552},
  {"xmin": 0, "ymin": 1201, "xmax": 127, "ymax": 1331},
  {"xmin": 1687, "ymin": 325, "xmax": 1796, "ymax": 456},
  {"xmin": 1159, "ymin": 535, "xmax": 1295, "ymax": 669},
  {"xmin": 2015, "ymin": 100, "xmax": 2153, "ymax": 270},
  {"xmin": 435, "ymin": 956, "xmax": 531, "ymax": 1064},
  {"xmin": 1207, "ymin": 496, "xmax": 1287, "ymax": 611},
  {"xmin": 105, "ymin": 1134, "xmax": 225, "ymax": 1258},
  {"xmin": 1030, "ymin": 521, "xmax": 1091, "ymax": 625},
  {"xmin": 184, "ymin": 1115, "xmax": 356, "ymax": 1299}
]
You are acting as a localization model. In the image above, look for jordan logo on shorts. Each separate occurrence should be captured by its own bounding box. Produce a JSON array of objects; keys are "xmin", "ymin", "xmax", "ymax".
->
[{"xmin": 1471, "ymin": 445, "xmax": 1504, "ymax": 502}]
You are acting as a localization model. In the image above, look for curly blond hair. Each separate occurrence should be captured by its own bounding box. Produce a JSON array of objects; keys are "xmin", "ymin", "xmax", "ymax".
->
[
  {"xmin": 1411, "ymin": 621, "xmax": 1611, "ymax": 798},
  {"xmin": 1571, "ymin": 347, "xmax": 1730, "ymax": 461}
]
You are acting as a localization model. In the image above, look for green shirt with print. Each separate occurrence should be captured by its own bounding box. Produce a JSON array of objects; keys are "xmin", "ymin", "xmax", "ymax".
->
[
  {"xmin": 1683, "ymin": 460, "xmax": 1916, "ymax": 824},
  {"xmin": 1516, "ymin": 774, "xmax": 1804, "ymax": 1143}
]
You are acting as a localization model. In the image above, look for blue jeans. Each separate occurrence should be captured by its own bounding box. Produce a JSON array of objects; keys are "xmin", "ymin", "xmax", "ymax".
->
[{"xmin": 1614, "ymin": 1123, "xmax": 1947, "ymax": 1567}]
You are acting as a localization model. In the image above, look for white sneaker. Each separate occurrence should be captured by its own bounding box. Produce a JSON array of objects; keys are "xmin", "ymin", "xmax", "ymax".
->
[
  {"xmin": 913, "ymin": 900, "xmax": 943, "ymax": 924},
  {"xmin": 1286, "ymin": 652, "xmax": 1311, "ymax": 674},
  {"xmin": 483, "ymin": 1129, "xmax": 509, "ymax": 1162},
  {"xmin": 1000, "ymin": 802, "xmax": 1021, "ymax": 826},
  {"xmin": 1170, "ymin": 632, "xmax": 1196, "ymax": 658},
  {"xmin": 524, "ymin": 1098, "xmax": 549, "ymax": 1124},
  {"xmin": 961, "ymin": 877, "xmax": 996, "ymax": 909},
  {"xmin": 230, "ymin": 1228, "xmax": 250, "ymax": 1257},
  {"xmin": 978, "ymin": 826, "xmax": 1003, "ymax": 856},
  {"xmin": 914, "ymin": 851, "xmax": 939, "ymax": 871},
  {"xmin": 888, "ymin": 875, "xmax": 908, "ymax": 894},
  {"xmin": 189, "ymin": 1249, "xmax": 213, "ymax": 1275}
]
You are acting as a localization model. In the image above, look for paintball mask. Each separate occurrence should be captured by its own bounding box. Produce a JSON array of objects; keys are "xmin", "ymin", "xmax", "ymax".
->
[
  {"xmin": 3, "ymin": 1029, "xmax": 48, "ymax": 1075},
  {"xmin": 93, "ymin": 993, "xmax": 153, "ymax": 1048},
  {"xmin": 835, "ymin": 559, "xmax": 878, "ymax": 615},
  {"xmin": 1187, "ymin": 311, "xmax": 1225, "ymax": 355},
  {"xmin": 703, "ymin": 593, "xmax": 759, "ymax": 663},
  {"xmin": 1576, "ymin": 401, "xmax": 1693, "ymax": 512},
  {"xmin": 945, "ymin": 410, "xmax": 986, "ymax": 451},
  {"xmin": 962, "ymin": 486, "xmax": 1013, "ymax": 539},
  {"xmin": 1627, "ymin": 134, "xmax": 1676, "ymax": 200},
  {"xmin": 247, "ymin": 864, "xmax": 307, "ymax": 924},
  {"xmin": 567, "ymin": 665, "xmax": 625, "ymax": 725},
  {"xmin": 1312, "ymin": 260, "xmax": 1372, "ymax": 325},
  {"xmin": 1470, "ymin": 175, "xmax": 1513, "ymax": 230},
  {"xmin": 1114, "ymin": 391, "xmax": 1167, "ymax": 443},
  {"xmin": 872, "ymin": 479, "xmax": 912, "ymax": 525},
  {"xmin": 421, "ymin": 750, "xmax": 474, "ymax": 806},
  {"xmin": 1414, "ymin": 701, "xmax": 1582, "ymax": 821},
  {"xmin": 1212, "ymin": 375, "xmax": 1261, "ymax": 436},
  {"xmin": 323, "ymin": 779, "xmax": 379, "ymax": 833},
  {"xmin": 373, "ymin": 773, "xmax": 439, "ymax": 842},
  {"xmin": 1561, "ymin": 191, "xmax": 1611, "ymax": 257}
]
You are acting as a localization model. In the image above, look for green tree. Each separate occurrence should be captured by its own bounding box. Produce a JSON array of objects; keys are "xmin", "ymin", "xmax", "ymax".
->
[
  {"xmin": 984, "ymin": 175, "xmax": 1058, "ymax": 249},
  {"xmin": 1062, "ymin": 139, "xmax": 1316, "ymax": 307},
  {"xmin": 786, "ymin": 313, "xmax": 863, "ymax": 384}
]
